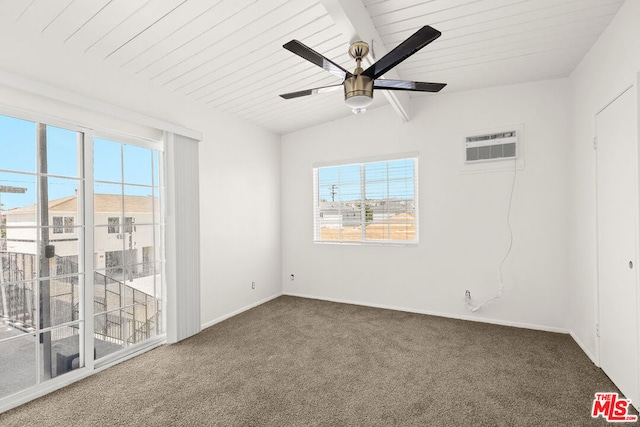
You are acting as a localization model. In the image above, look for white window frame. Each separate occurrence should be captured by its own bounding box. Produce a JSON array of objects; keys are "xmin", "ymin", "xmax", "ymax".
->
[{"xmin": 313, "ymin": 152, "xmax": 419, "ymax": 245}]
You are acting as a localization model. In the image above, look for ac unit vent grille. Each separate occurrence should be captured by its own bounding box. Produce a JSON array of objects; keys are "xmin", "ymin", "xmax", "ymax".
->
[{"xmin": 465, "ymin": 130, "xmax": 517, "ymax": 163}]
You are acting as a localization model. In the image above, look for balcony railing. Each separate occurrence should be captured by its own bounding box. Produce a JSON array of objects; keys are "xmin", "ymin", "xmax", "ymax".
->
[{"xmin": 0, "ymin": 251, "xmax": 158, "ymax": 346}]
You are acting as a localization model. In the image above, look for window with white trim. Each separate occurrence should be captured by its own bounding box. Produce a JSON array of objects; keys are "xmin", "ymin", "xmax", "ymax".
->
[{"xmin": 314, "ymin": 155, "xmax": 418, "ymax": 243}]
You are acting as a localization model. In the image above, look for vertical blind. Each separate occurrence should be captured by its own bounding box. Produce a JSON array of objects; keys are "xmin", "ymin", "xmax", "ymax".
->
[
  {"xmin": 313, "ymin": 155, "xmax": 419, "ymax": 243},
  {"xmin": 165, "ymin": 133, "xmax": 201, "ymax": 343}
]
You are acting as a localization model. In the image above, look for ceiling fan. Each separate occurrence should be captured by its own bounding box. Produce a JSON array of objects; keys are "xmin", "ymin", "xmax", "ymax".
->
[{"xmin": 279, "ymin": 25, "xmax": 447, "ymax": 114}]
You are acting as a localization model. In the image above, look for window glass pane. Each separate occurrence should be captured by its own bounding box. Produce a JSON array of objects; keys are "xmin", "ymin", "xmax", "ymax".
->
[
  {"xmin": 47, "ymin": 177, "xmax": 81, "ymax": 226},
  {"xmin": 42, "ymin": 231, "xmax": 81, "ymax": 279},
  {"xmin": 387, "ymin": 159, "xmax": 414, "ymax": 179},
  {"xmin": 46, "ymin": 126, "xmax": 79, "ymax": 178},
  {"xmin": 94, "ymin": 138, "xmax": 122, "ymax": 183},
  {"xmin": 364, "ymin": 161, "xmax": 387, "ymax": 181},
  {"xmin": 388, "ymin": 214, "xmax": 415, "ymax": 241},
  {"xmin": 0, "ymin": 171, "xmax": 37, "ymax": 225},
  {"xmin": 3, "ymin": 228, "xmax": 38, "ymax": 267},
  {"xmin": 124, "ymin": 185, "xmax": 154, "ymax": 225},
  {"xmin": 94, "ymin": 311, "xmax": 125, "ymax": 358},
  {"xmin": 0, "ymin": 280, "xmax": 37, "ymax": 332},
  {"xmin": 0, "ymin": 115, "xmax": 36, "ymax": 173},
  {"xmin": 365, "ymin": 222, "xmax": 389, "ymax": 241},
  {"xmin": 388, "ymin": 178, "xmax": 414, "ymax": 200},
  {"xmin": 45, "ymin": 324, "xmax": 82, "ymax": 379},
  {"xmin": 125, "ymin": 260, "xmax": 155, "ymax": 302},
  {"xmin": 41, "ymin": 276, "xmax": 80, "ymax": 328},
  {"xmin": 338, "ymin": 164, "xmax": 360, "ymax": 185},
  {"xmin": 123, "ymin": 144, "xmax": 152, "ymax": 186},
  {"xmin": 338, "ymin": 182, "xmax": 360, "ymax": 202},
  {"xmin": 0, "ymin": 334, "xmax": 36, "ymax": 398},
  {"xmin": 318, "ymin": 184, "xmax": 338, "ymax": 204},
  {"xmin": 102, "ymin": 248, "xmax": 125, "ymax": 270},
  {"xmin": 93, "ymin": 269, "xmax": 124, "ymax": 314},
  {"xmin": 127, "ymin": 303, "xmax": 158, "ymax": 345},
  {"xmin": 365, "ymin": 180, "xmax": 387, "ymax": 200},
  {"xmin": 49, "ymin": 253, "xmax": 80, "ymax": 277},
  {"xmin": 94, "ymin": 183, "xmax": 122, "ymax": 226},
  {"xmin": 317, "ymin": 166, "xmax": 339, "ymax": 187},
  {"xmin": 339, "ymin": 225, "xmax": 362, "ymax": 242}
]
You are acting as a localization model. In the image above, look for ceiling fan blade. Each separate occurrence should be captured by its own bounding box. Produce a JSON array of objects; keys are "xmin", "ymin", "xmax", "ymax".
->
[
  {"xmin": 374, "ymin": 79, "xmax": 446, "ymax": 92},
  {"xmin": 283, "ymin": 40, "xmax": 351, "ymax": 80},
  {"xmin": 280, "ymin": 84, "xmax": 344, "ymax": 99},
  {"xmin": 363, "ymin": 26, "xmax": 441, "ymax": 79}
]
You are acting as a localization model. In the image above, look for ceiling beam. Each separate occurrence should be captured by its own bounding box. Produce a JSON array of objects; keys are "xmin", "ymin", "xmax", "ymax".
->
[{"xmin": 321, "ymin": 0, "xmax": 411, "ymax": 122}]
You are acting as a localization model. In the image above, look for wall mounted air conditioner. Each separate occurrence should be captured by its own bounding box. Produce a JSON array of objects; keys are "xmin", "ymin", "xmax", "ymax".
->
[
  {"xmin": 461, "ymin": 124, "xmax": 524, "ymax": 173},
  {"xmin": 465, "ymin": 130, "xmax": 517, "ymax": 163}
]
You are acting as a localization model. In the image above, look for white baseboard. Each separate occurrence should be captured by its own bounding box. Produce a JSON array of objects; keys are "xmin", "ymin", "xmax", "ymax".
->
[
  {"xmin": 283, "ymin": 292, "xmax": 569, "ymax": 334},
  {"xmin": 570, "ymin": 330, "xmax": 599, "ymax": 366},
  {"xmin": 201, "ymin": 292, "xmax": 282, "ymax": 330}
]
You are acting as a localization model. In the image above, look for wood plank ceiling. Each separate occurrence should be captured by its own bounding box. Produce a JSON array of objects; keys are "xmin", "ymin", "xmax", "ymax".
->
[{"xmin": 0, "ymin": 0, "xmax": 626, "ymax": 135}]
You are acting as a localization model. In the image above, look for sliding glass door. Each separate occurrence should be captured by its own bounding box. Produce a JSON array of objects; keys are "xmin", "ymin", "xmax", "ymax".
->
[{"xmin": 0, "ymin": 112, "xmax": 164, "ymax": 401}]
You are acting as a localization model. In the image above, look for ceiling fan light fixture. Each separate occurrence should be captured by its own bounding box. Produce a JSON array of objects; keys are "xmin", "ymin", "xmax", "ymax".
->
[{"xmin": 345, "ymin": 94, "xmax": 373, "ymax": 110}]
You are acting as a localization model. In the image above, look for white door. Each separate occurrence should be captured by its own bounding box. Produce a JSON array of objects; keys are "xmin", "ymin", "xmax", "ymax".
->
[{"xmin": 597, "ymin": 85, "xmax": 639, "ymax": 406}]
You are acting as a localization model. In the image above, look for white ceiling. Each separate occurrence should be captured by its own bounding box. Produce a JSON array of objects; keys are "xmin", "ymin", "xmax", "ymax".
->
[{"xmin": 0, "ymin": 0, "xmax": 625, "ymax": 135}]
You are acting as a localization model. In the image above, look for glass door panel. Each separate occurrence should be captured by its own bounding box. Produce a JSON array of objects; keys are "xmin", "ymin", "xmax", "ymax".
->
[
  {"xmin": 0, "ymin": 115, "xmax": 85, "ymax": 397},
  {"xmin": 93, "ymin": 138, "xmax": 164, "ymax": 360},
  {"xmin": 0, "ymin": 334, "xmax": 36, "ymax": 399}
]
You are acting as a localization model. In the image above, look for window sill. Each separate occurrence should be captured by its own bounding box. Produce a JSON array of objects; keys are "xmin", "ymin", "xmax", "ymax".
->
[{"xmin": 313, "ymin": 240, "xmax": 419, "ymax": 247}]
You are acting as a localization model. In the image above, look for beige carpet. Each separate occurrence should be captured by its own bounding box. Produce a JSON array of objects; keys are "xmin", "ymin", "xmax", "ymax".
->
[{"xmin": 0, "ymin": 296, "xmax": 633, "ymax": 426}]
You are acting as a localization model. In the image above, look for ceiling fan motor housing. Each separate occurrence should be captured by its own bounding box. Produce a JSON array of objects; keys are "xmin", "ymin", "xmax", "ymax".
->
[{"xmin": 344, "ymin": 74, "xmax": 373, "ymax": 102}]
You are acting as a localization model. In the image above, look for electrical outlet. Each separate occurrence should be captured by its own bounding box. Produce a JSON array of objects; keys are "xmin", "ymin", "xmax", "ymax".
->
[
  {"xmin": 290, "ymin": 274, "xmax": 295, "ymax": 281},
  {"xmin": 465, "ymin": 290, "xmax": 471, "ymax": 299},
  {"xmin": 252, "ymin": 281, "xmax": 255, "ymax": 290}
]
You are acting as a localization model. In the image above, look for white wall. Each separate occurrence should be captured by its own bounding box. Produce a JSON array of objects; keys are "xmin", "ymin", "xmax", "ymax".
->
[
  {"xmin": 282, "ymin": 79, "xmax": 570, "ymax": 331},
  {"xmin": 0, "ymin": 21, "xmax": 282, "ymax": 328},
  {"xmin": 568, "ymin": 0, "xmax": 640, "ymax": 361}
]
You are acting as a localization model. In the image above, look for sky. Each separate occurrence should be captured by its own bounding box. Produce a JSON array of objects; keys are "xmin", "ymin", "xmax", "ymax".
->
[
  {"xmin": 0, "ymin": 114, "xmax": 159, "ymax": 211},
  {"xmin": 317, "ymin": 158, "xmax": 416, "ymax": 202}
]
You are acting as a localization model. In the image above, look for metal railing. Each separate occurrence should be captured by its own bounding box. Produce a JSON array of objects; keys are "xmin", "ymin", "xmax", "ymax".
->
[{"xmin": 1, "ymin": 251, "xmax": 158, "ymax": 345}]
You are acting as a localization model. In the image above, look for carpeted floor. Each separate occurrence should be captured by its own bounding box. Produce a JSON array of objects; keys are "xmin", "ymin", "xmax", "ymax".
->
[{"xmin": 0, "ymin": 296, "xmax": 634, "ymax": 426}]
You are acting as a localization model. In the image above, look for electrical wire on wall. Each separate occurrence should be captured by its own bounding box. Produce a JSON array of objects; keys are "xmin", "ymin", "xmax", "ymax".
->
[{"xmin": 466, "ymin": 158, "xmax": 517, "ymax": 312}]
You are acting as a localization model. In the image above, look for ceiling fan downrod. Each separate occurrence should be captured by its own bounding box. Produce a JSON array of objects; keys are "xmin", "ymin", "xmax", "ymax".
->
[{"xmin": 345, "ymin": 41, "xmax": 373, "ymax": 113}]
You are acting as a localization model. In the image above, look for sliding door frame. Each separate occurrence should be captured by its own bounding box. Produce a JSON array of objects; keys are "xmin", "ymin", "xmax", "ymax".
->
[{"xmin": 0, "ymin": 104, "xmax": 167, "ymax": 412}]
